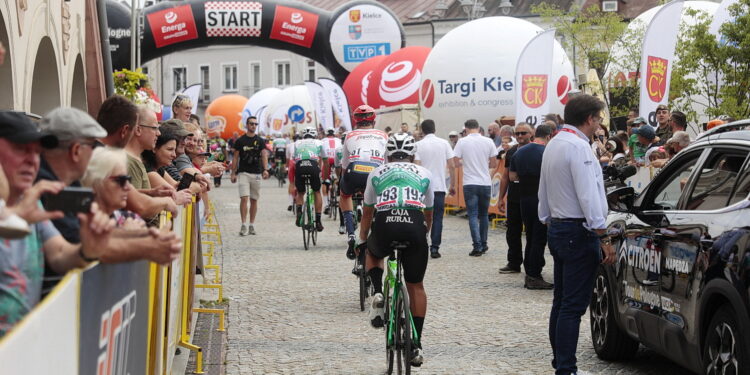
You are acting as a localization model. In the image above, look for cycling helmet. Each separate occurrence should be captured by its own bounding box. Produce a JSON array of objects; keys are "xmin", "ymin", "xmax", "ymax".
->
[
  {"xmin": 353, "ymin": 105, "xmax": 376, "ymax": 127},
  {"xmin": 300, "ymin": 126, "xmax": 317, "ymax": 139},
  {"xmin": 386, "ymin": 133, "xmax": 416, "ymax": 158}
]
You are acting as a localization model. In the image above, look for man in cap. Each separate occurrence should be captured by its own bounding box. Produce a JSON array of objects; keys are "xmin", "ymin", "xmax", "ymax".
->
[
  {"xmin": 632, "ymin": 125, "xmax": 658, "ymax": 166},
  {"xmin": 654, "ymin": 104, "xmax": 672, "ymax": 143},
  {"xmin": 448, "ymin": 131, "xmax": 459, "ymax": 149},
  {"xmin": 627, "ymin": 117, "xmax": 647, "ymax": 160},
  {"xmin": 0, "ymin": 110, "xmax": 113, "ymax": 337}
]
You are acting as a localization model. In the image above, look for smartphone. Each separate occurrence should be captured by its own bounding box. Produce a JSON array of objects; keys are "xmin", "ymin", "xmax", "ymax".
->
[
  {"xmin": 177, "ymin": 173, "xmax": 195, "ymax": 191},
  {"xmin": 43, "ymin": 187, "xmax": 95, "ymax": 213}
]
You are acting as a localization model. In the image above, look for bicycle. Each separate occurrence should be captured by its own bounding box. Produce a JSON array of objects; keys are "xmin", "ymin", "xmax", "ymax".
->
[
  {"xmin": 354, "ymin": 245, "xmax": 371, "ymax": 311},
  {"xmin": 352, "ymin": 192, "xmax": 364, "ymax": 231},
  {"xmin": 297, "ymin": 175, "xmax": 318, "ymax": 250},
  {"xmin": 274, "ymin": 157, "xmax": 286, "ymax": 187},
  {"xmin": 383, "ymin": 241, "xmax": 419, "ymax": 375},
  {"xmin": 328, "ymin": 178, "xmax": 339, "ymax": 220}
]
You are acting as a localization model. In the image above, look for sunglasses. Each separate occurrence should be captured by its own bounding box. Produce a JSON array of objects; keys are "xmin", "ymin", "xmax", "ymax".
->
[
  {"xmin": 247, "ymin": 122, "xmax": 258, "ymax": 126},
  {"xmin": 515, "ymin": 131, "xmax": 529, "ymax": 136},
  {"xmin": 139, "ymin": 124, "xmax": 159, "ymax": 130},
  {"xmin": 109, "ymin": 175, "xmax": 132, "ymax": 188}
]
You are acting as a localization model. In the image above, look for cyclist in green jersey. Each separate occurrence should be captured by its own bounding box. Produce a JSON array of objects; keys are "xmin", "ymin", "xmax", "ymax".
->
[
  {"xmin": 292, "ymin": 127, "xmax": 328, "ymax": 231},
  {"xmin": 358, "ymin": 133, "xmax": 434, "ymax": 367}
]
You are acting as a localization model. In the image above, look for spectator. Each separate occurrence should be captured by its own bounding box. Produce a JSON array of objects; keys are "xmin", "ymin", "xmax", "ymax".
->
[
  {"xmin": 654, "ymin": 104, "xmax": 672, "ymax": 142},
  {"xmin": 509, "ymin": 124, "xmax": 554, "ymax": 289},
  {"xmin": 415, "ymin": 119, "xmax": 456, "ymax": 259},
  {"xmin": 651, "ymin": 131, "xmax": 691, "ymax": 168},
  {"xmin": 230, "ymin": 116, "xmax": 270, "ymax": 236},
  {"xmin": 158, "ymin": 119, "xmax": 193, "ymax": 182},
  {"xmin": 498, "ymin": 136, "xmax": 513, "ymax": 159},
  {"xmin": 454, "ymin": 119, "xmax": 498, "ymax": 256},
  {"xmin": 538, "ymin": 94, "xmax": 615, "ymax": 375},
  {"xmin": 592, "ymin": 124, "xmax": 609, "ymax": 165},
  {"xmin": 627, "ymin": 117, "xmax": 647, "ymax": 161},
  {"xmin": 182, "ymin": 122, "xmax": 225, "ymax": 178},
  {"xmin": 142, "ymin": 132, "xmax": 182, "ymax": 188},
  {"xmin": 400, "ymin": 122, "xmax": 411, "ymax": 135},
  {"xmin": 172, "ymin": 95, "xmax": 193, "ymax": 123},
  {"xmin": 670, "ymin": 110, "xmax": 687, "ymax": 134},
  {"xmin": 448, "ymin": 131, "xmax": 459, "ymax": 148},
  {"xmin": 605, "ymin": 137, "xmax": 628, "ymax": 166},
  {"xmin": 0, "ymin": 110, "xmax": 113, "ymax": 337},
  {"xmin": 207, "ymin": 133, "xmax": 228, "ymax": 187},
  {"xmin": 499, "ymin": 125, "xmax": 517, "ymax": 146},
  {"xmin": 498, "ymin": 123, "xmax": 533, "ymax": 272},
  {"xmin": 633, "ymin": 126, "xmax": 659, "ymax": 166},
  {"xmin": 487, "ymin": 122, "xmax": 502, "ymax": 147}
]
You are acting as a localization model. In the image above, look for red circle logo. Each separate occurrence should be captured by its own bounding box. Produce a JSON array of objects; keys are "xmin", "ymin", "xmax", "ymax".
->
[
  {"xmin": 557, "ymin": 75, "xmax": 571, "ymax": 105},
  {"xmin": 420, "ymin": 79, "xmax": 434, "ymax": 108}
]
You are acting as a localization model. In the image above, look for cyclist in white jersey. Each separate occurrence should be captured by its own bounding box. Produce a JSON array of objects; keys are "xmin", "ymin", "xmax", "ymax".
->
[
  {"xmin": 341, "ymin": 105, "xmax": 388, "ymax": 259},
  {"xmin": 321, "ymin": 129, "xmax": 342, "ymax": 215},
  {"xmin": 358, "ymin": 133, "xmax": 434, "ymax": 367},
  {"xmin": 291, "ymin": 127, "xmax": 327, "ymax": 231}
]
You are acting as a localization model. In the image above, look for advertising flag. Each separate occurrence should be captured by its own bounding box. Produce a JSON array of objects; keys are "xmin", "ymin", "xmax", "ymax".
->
[
  {"xmin": 305, "ymin": 82, "xmax": 334, "ymax": 131},
  {"xmin": 320, "ymin": 78, "xmax": 353, "ymax": 132},
  {"xmin": 639, "ymin": 0, "xmax": 684, "ymax": 125},
  {"xmin": 514, "ymin": 29, "xmax": 555, "ymax": 128}
]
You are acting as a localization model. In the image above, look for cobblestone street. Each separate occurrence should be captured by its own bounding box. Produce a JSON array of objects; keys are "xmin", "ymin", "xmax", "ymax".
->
[{"xmin": 213, "ymin": 178, "xmax": 690, "ymax": 375}]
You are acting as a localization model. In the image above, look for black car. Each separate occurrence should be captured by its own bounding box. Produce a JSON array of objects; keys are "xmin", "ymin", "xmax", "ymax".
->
[{"xmin": 592, "ymin": 126, "xmax": 750, "ymax": 374}]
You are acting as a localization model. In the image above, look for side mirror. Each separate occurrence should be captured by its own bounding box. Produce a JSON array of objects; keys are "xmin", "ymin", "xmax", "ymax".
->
[{"xmin": 607, "ymin": 186, "xmax": 635, "ymax": 212}]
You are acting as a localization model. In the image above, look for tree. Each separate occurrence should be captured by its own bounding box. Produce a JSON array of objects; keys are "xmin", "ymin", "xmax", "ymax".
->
[{"xmin": 532, "ymin": 3, "xmax": 645, "ymax": 118}]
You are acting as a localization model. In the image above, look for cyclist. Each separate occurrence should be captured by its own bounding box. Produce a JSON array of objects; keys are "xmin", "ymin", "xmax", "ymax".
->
[
  {"xmin": 292, "ymin": 127, "xmax": 327, "ymax": 232},
  {"xmin": 341, "ymin": 105, "xmax": 388, "ymax": 259},
  {"xmin": 321, "ymin": 129, "xmax": 342, "ymax": 215},
  {"xmin": 358, "ymin": 133, "xmax": 434, "ymax": 367},
  {"xmin": 271, "ymin": 133, "xmax": 289, "ymax": 180}
]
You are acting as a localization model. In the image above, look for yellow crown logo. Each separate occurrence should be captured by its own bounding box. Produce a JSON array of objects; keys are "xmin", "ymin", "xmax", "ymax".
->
[
  {"xmin": 523, "ymin": 75, "xmax": 546, "ymax": 87},
  {"xmin": 649, "ymin": 59, "xmax": 666, "ymax": 76}
]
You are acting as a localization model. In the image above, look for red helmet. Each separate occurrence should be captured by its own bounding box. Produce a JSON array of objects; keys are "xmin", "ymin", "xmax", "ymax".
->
[{"xmin": 353, "ymin": 105, "xmax": 376, "ymax": 126}]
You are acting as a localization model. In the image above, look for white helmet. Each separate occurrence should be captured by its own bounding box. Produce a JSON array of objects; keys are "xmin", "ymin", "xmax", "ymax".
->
[
  {"xmin": 300, "ymin": 127, "xmax": 317, "ymax": 139},
  {"xmin": 386, "ymin": 133, "xmax": 416, "ymax": 158}
]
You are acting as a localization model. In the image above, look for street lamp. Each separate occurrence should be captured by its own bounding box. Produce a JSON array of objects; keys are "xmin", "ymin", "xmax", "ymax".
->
[
  {"xmin": 498, "ymin": 0, "xmax": 513, "ymax": 16},
  {"xmin": 460, "ymin": 0, "xmax": 486, "ymax": 20}
]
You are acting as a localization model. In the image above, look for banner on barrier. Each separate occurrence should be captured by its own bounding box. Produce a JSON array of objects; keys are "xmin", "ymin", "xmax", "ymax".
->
[{"xmin": 79, "ymin": 261, "xmax": 151, "ymax": 375}]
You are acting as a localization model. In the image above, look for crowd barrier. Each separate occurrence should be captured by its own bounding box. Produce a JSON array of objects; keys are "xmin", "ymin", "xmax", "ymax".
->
[{"xmin": 0, "ymin": 198, "xmax": 224, "ymax": 374}]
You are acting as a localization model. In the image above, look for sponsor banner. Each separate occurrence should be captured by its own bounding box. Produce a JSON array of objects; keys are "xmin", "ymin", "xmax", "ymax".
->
[
  {"xmin": 515, "ymin": 29, "xmax": 555, "ymax": 127},
  {"xmin": 204, "ymin": 1, "xmax": 262, "ymax": 38},
  {"xmin": 366, "ymin": 46, "xmax": 431, "ymax": 109},
  {"xmin": 0, "ymin": 273, "xmax": 79, "ymax": 374},
  {"xmin": 420, "ymin": 17, "xmax": 573, "ymax": 138},
  {"xmin": 305, "ymin": 82, "xmax": 334, "ymax": 131},
  {"xmin": 342, "ymin": 55, "xmax": 387, "ymax": 109},
  {"xmin": 79, "ymin": 261, "xmax": 151, "ymax": 375},
  {"xmin": 147, "ymin": 4, "xmax": 199, "ymax": 48},
  {"xmin": 638, "ymin": 1, "xmax": 684, "ymax": 125},
  {"xmin": 319, "ymin": 78, "xmax": 353, "ymax": 132},
  {"xmin": 329, "ymin": 4, "xmax": 402, "ymax": 72},
  {"xmin": 270, "ymin": 5, "xmax": 319, "ymax": 48}
]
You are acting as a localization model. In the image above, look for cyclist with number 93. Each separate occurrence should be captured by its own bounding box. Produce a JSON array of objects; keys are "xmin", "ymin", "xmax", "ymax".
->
[
  {"xmin": 292, "ymin": 127, "xmax": 327, "ymax": 232},
  {"xmin": 358, "ymin": 133, "xmax": 434, "ymax": 367},
  {"xmin": 342, "ymin": 105, "xmax": 389, "ymax": 259}
]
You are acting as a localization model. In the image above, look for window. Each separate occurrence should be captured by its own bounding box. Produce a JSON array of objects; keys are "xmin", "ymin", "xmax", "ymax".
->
[
  {"xmin": 172, "ymin": 67, "xmax": 186, "ymax": 95},
  {"xmin": 141, "ymin": 66, "xmax": 149, "ymax": 76},
  {"xmin": 307, "ymin": 60, "xmax": 316, "ymax": 82},
  {"xmin": 730, "ymin": 167, "xmax": 750, "ymax": 205},
  {"xmin": 685, "ymin": 150, "xmax": 748, "ymax": 210},
  {"xmin": 223, "ymin": 64, "xmax": 238, "ymax": 92},
  {"xmin": 275, "ymin": 61, "xmax": 291, "ymax": 87},
  {"xmin": 644, "ymin": 151, "xmax": 702, "ymax": 211},
  {"xmin": 249, "ymin": 62, "xmax": 261, "ymax": 93},
  {"xmin": 200, "ymin": 65, "xmax": 210, "ymax": 102}
]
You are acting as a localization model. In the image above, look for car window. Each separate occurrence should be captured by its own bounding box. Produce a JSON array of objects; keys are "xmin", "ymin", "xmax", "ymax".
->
[
  {"xmin": 685, "ymin": 150, "xmax": 748, "ymax": 210},
  {"xmin": 644, "ymin": 151, "xmax": 701, "ymax": 210},
  {"xmin": 730, "ymin": 170, "xmax": 750, "ymax": 205}
]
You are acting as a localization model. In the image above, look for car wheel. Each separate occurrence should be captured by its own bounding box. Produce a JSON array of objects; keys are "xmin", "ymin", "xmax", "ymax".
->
[
  {"xmin": 703, "ymin": 305, "xmax": 748, "ymax": 375},
  {"xmin": 590, "ymin": 266, "xmax": 639, "ymax": 360}
]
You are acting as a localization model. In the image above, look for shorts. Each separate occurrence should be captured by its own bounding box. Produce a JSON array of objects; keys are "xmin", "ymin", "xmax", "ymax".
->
[
  {"xmin": 322, "ymin": 158, "xmax": 335, "ymax": 182},
  {"xmin": 237, "ymin": 172, "xmax": 261, "ymax": 200},
  {"xmin": 274, "ymin": 149, "xmax": 287, "ymax": 163},
  {"xmin": 294, "ymin": 160, "xmax": 321, "ymax": 193},
  {"xmin": 368, "ymin": 209, "xmax": 429, "ymax": 283},
  {"xmin": 340, "ymin": 161, "xmax": 379, "ymax": 197}
]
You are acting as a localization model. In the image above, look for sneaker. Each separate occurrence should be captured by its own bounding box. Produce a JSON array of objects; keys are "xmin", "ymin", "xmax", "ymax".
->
[
  {"xmin": 498, "ymin": 264, "xmax": 521, "ymax": 274},
  {"xmin": 469, "ymin": 249, "xmax": 482, "ymax": 257},
  {"xmin": 315, "ymin": 221, "xmax": 324, "ymax": 232},
  {"xmin": 239, "ymin": 224, "xmax": 248, "ymax": 236},
  {"xmin": 0, "ymin": 213, "xmax": 30, "ymax": 239},
  {"xmin": 324, "ymin": 206, "xmax": 331, "ymax": 215},
  {"xmin": 287, "ymin": 205, "xmax": 293, "ymax": 212},
  {"xmin": 430, "ymin": 250, "xmax": 441, "ymax": 259},
  {"xmin": 369, "ymin": 293, "xmax": 384, "ymax": 328},
  {"xmin": 481, "ymin": 246, "xmax": 489, "ymax": 254},
  {"xmin": 247, "ymin": 225, "xmax": 256, "ymax": 235},
  {"xmin": 524, "ymin": 275, "xmax": 554, "ymax": 290},
  {"xmin": 338, "ymin": 225, "xmax": 345, "ymax": 235},
  {"xmin": 410, "ymin": 347, "xmax": 424, "ymax": 367},
  {"xmin": 346, "ymin": 236, "xmax": 356, "ymax": 260}
]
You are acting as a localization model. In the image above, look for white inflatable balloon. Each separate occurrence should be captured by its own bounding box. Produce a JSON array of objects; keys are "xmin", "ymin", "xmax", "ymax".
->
[
  {"xmin": 419, "ymin": 17, "xmax": 574, "ymax": 137},
  {"xmin": 242, "ymin": 87, "xmax": 282, "ymax": 126},
  {"xmin": 263, "ymin": 85, "xmax": 317, "ymax": 136}
]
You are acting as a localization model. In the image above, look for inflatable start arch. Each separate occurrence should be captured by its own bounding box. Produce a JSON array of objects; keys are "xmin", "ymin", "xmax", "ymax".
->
[{"xmin": 107, "ymin": 0, "xmax": 406, "ymax": 83}]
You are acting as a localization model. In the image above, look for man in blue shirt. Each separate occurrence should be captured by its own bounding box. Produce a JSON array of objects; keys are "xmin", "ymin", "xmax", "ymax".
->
[{"xmin": 509, "ymin": 124, "xmax": 554, "ymax": 290}]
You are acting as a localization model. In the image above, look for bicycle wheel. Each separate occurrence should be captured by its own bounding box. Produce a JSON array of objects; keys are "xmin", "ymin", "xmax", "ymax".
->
[
  {"xmin": 398, "ymin": 283, "xmax": 412, "ymax": 375},
  {"xmin": 358, "ymin": 251, "xmax": 367, "ymax": 311},
  {"xmin": 385, "ymin": 283, "xmax": 395, "ymax": 374},
  {"xmin": 307, "ymin": 190, "xmax": 317, "ymax": 246},
  {"xmin": 301, "ymin": 199, "xmax": 310, "ymax": 250}
]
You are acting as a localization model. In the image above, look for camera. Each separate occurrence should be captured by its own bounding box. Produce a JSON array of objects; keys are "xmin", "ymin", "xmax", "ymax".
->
[{"xmin": 603, "ymin": 164, "xmax": 637, "ymax": 184}]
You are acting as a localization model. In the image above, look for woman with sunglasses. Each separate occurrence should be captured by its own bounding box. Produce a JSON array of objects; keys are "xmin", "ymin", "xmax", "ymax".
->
[
  {"xmin": 142, "ymin": 133, "xmax": 201, "ymax": 198},
  {"xmin": 81, "ymin": 148, "xmax": 144, "ymax": 229}
]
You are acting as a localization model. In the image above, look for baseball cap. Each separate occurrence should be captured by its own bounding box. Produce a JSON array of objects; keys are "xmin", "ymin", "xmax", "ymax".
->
[
  {"xmin": 0, "ymin": 111, "xmax": 58, "ymax": 148},
  {"xmin": 195, "ymin": 149, "xmax": 211, "ymax": 157},
  {"xmin": 40, "ymin": 107, "xmax": 108, "ymax": 142},
  {"xmin": 160, "ymin": 119, "xmax": 192, "ymax": 137},
  {"xmin": 633, "ymin": 125, "xmax": 656, "ymax": 140},
  {"xmin": 656, "ymin": 104, "xmax": 669, "ymax": 112},
  {"xmin": 448, "ymin": 131, "xmax": 459, "ymax": 136},
  {"xmin": 631, "ymin": 117, "xmax": 647, "ymax": 126},
  {"xmin": 326, "ymin": 129, "xmax": 335, "ymax": 135}
]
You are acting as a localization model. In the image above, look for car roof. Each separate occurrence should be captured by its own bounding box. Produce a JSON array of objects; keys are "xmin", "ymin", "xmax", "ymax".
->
[{"xmin": 695, "ymin": 119, "xmax": 750, "ymax": 141}]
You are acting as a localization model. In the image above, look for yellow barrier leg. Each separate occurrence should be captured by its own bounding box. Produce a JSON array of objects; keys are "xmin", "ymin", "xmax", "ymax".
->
[
  {"xmin": 192, "ymin": 308, "xmax": 226, "ymax": 332},
  {"xmin": 178, "ymin": 341, "xmax": 204, "ymax": 374},
  {"xmin": 204, "ymin": 265, "xmax": 220, "ymax": 283},
  {"xmin": 491, "ymin": 217, "xmax": 506, "ymax": 229},
  {"xmin": 195, "ymin": 284, "xmax": 223, "ymax": 302}
]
